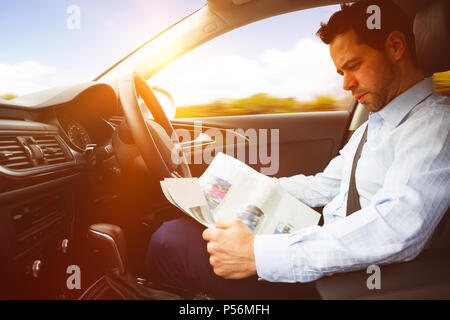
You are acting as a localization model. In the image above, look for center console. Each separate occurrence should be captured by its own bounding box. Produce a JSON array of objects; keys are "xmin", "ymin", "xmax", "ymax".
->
[{"xmin": 0, "ymin": 174, "xmax": 79, "ymax": 298}]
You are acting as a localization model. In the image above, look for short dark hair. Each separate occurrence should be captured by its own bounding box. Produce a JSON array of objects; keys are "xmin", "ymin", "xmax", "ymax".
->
[{"xmin": 317, "ymin": 0, "xmax": 416, "ymax": 60}]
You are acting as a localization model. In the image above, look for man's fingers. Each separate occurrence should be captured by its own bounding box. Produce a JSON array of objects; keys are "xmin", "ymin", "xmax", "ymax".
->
[
  {"xmin": 202, "ymin": 227, "xmax": 223, "ymax": 241},
  {"xmin": 202, "ymin": 228, "xmax": 212, "ymax": 241},
  {"xmin": 206, "ymin": 241, "xmax": 216, "ymax": 254},
  {"xmin": 215, "ymin": 218, "xmax": 239, "ymax": 229}
]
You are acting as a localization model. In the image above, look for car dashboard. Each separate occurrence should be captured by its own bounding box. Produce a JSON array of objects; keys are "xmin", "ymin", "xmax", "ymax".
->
[{"xmin": 0, "ymin": 82, "xmax": 120, "ymax": 299}]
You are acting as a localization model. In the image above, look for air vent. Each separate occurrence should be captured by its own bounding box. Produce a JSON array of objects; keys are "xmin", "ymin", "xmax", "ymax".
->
[
  {"xmin": 33, "ymin": 135, "xmax": 69, "ymax": 165},
  {"xmin": 0, "ymin": 136, "xmax": 33, "ymax": 170},
  {"xmin": 107, "ymin": 116, "xmax": 124, "ymax": 129}
]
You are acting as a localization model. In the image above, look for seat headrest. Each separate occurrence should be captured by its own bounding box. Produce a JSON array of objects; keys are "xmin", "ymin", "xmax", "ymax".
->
[{"xmin": 413, "ymin": 0, "xmax": 450, "ymax": 76}]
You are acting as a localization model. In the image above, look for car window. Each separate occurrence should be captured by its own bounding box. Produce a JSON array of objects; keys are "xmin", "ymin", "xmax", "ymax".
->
[
  {"xmin": 433, "ymin": 71, "xmax": 450, "ymax": 96},
  {"xmin": 148, "ymin": 5, "xmax": 352, "ymax": 119}
]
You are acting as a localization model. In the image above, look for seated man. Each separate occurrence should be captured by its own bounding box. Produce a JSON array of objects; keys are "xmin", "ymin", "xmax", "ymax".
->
[{"xmin": 146, "ymin": 0, "xmax": 450, "ymax": 299}]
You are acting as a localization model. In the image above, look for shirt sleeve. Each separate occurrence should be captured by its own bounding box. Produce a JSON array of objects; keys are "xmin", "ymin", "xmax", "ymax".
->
[{"xmin": 255, "ymin": 108, "xmax": 450, "ymax": 283}]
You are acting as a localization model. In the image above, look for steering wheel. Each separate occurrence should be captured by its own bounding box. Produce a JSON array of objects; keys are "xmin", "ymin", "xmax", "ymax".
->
[{"xmin": 116, "ymin": 71, "xmax": 191, "ymax": 180}]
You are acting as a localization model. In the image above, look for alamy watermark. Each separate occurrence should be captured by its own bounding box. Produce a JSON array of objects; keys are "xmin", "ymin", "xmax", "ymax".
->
[
  {"xmin": 170, "ymin": 121, "xmax": 280, "ymax": 175},
  {"xmin": 66, "ymin": 264, "xmax": 81, "ymax": 290},
  {"xmin": 67, "ymin": 5, "xmax": 81, "ymax": 30},
  {"xmin": 366, "ymin": 264, "xmax": 381, "ymax": 290},
  {"xmin": 366, "ymin": 4, "xmax": 381, "ymax": 30}
]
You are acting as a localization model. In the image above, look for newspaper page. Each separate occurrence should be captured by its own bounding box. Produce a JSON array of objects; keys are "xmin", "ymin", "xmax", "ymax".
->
[
  {"xmin": 161, "ymin": 152, "xmax": 321, "ymax": 234},
  {"xmin": 257, "ymin": 186, "xmax": 321, "ymax": 234},
  {"xmin": 201, "ymin": 153, "xmax": 320, "ymax": 234},
  {"xmin": 161, "ymin": 178, "xmax": 215, "ymax": 227}
]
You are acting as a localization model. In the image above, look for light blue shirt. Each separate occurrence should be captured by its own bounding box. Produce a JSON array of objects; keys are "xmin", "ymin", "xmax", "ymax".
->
[{"xmin": 254, "ymin": 77, "xmax": 450, "ymax": 283}]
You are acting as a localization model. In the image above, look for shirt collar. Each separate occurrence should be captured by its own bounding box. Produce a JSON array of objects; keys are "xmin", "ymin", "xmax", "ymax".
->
[{"xmin": 375, "ymin": 77, "xmax": 435, "ymax": 128}]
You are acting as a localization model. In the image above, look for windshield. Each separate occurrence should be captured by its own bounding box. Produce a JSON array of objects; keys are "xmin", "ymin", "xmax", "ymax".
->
[{"xmin": 0, "ymin": 0, "xmax": 205, "ymax": 100}]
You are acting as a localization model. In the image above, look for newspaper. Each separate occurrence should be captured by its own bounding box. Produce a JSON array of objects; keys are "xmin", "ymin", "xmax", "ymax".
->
[{"xmin": 160, "ymin": 152, "xmax": 321, "ymax": 234}]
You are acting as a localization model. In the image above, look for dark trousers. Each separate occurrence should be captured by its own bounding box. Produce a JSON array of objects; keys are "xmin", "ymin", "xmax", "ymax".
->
[{"xmin": 146, "ymin": 218, "xmax": 320, "ymax": 299}]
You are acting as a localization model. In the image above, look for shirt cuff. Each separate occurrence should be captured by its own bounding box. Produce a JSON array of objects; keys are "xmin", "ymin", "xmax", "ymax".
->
[{"xmin": 254, "ymin": 234, "xmax": 295, "ymax": 282}]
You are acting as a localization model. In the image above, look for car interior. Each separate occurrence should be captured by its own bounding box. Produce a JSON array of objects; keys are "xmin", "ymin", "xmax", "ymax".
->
[{"xmin": 0, "ymin": 0, "xmax": 448, "ymax": 299}]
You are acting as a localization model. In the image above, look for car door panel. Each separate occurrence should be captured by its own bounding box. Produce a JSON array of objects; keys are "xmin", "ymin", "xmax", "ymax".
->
[{"xmin": 172, "ymin": 110, "xmax": 350, "ymax": 178}]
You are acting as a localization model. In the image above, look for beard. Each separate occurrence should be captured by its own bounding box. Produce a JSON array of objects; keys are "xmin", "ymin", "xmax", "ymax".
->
[{"xmin": 361, "ymin": 58, "xmax": 399, "ymax": 112}]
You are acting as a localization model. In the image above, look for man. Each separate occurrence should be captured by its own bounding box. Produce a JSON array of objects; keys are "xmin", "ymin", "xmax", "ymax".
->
[{"xmin": 147, "ymin": 0, "xmax": 450, "ymax": 299}]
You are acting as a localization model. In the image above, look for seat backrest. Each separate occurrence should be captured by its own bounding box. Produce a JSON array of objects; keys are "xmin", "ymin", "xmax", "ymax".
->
[
  {"xmin": 413, "ymin": 0, "xmax": 450, "ymax": 76},
  {"xmin": 426, "ymin": 206, "xmax": 450, "ymax": 249},
  {"xmin": 413, "ymin": 0, "xmax": 450, "ymax": 249}
]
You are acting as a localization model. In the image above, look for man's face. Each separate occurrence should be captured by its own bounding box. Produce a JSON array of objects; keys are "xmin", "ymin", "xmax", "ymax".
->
[{"xmin": 330, "ymin": 29, "xmax": 398, "ymax": 112}]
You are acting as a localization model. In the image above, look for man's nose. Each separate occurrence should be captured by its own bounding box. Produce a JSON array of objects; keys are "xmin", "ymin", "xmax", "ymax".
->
[{"xmin": 343, "ymin": 73, "xmax": 357, "ymax": 92}]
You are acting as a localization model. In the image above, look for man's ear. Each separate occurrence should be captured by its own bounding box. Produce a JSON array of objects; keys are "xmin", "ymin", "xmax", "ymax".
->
[{"xmin": 385, "ymin": 31, "xmax": 407, "ymax": 62}]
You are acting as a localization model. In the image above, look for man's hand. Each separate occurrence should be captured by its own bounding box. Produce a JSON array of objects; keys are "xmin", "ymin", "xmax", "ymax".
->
[{"xmin": 202, "ymin": 218, "xmax": 257, "ymax": 279}]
